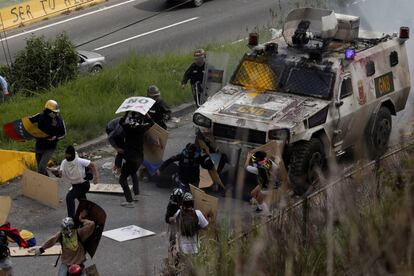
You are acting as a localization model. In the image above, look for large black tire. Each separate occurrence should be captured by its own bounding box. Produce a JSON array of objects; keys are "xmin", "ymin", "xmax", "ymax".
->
[
  {"xmin": 289, "ymin": 138, "xmax": 325, "ymax": 195},
  {"xmin": 366, "ymin": 106, "xmax": 392, "ymax": 159}
]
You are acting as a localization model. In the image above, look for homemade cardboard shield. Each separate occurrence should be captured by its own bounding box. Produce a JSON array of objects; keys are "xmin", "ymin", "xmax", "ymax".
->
[
  {"xmin": 144, "ymin": 123, "xmax": 168, "ymax": 163},
  {"xmin": 74, "ymin": 200, "xmax": 106, "ymax": 258},
  {"xmin": 190, "ymin": 185, "xmax": 219, "ymax": 223},
  {"xmin": 115, "ymin": 97, "xmax": 155, "ymax": 115},
  {"xmin": 21, "ymin": 169, "xmax": 59, "ymax": 208},
  {"xmin": 0, "ymin": 196, "xmax": 11, "ymax": 225},
  {"xmin": 88, "ymin": 183, "xmax": 132, "ymax": 194},
  {"xmin": 198, "ymin": 52, "xmax": 229, "ymax": 106},
  {"xmin": 3, "ymin": 116, "xmax": 49, "ymax": 141},
  {"xmin": 103, "ymin": 225, "xmax": 155, "ymax": 242},
  {"xmin": 197, "ymin": 140, "xmax": 225, "ymax": 189}
]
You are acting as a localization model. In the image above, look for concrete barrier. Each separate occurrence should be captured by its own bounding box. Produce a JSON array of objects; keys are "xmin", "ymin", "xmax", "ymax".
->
[
  {"xmin": 0, "ymin": 0, "xmax": 105, "ymax": 31},
  {"xmin": 0, "ymin": 150, "xmax": 35, "ymax": 183}
]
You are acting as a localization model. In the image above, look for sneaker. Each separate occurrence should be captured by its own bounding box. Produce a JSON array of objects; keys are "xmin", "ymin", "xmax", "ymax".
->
[
  {"xmin": 120, "ymin": 201, "xmax": 134, "ymax": 208},
  {"xmin": 133, "ymin": 195, "xmax": 139, "ymax": 202}
]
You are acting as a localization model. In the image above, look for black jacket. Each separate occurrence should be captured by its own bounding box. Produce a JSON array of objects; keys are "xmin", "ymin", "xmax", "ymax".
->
[
  {"xmin": 148, "ymin": 99, "xmax": 171, "ymax": 130},
  {"xmin": 120, "ymin": 116, "xmax": 153, "ymax": 162},
  {"xmin": 106, "ymin": 117, "xmax": 125, "ymax": 149},
  {"xmin": 159, "ymin": 150, "xmax": 214, "ymax": 184},
  {"xmin": 182, "ymin": 63, "xmax": 205, "ymax": 86},
  {"xmin": 29, "ymin": 112, "xmax": 66, "ymax": 150},
  {"xmin": 165, "ymin": 202, "xmax": 180, "ymax": 224}
]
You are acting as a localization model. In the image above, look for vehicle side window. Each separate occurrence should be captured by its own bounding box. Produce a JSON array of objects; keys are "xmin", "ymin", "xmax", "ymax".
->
[
  {"xmin": 366, "ymin": 60, "xmax": 375, "ymax": 77},
  {"xmin": 78, "ymin": 56, "xmax": 85, "ymax": 63},
  {"xmin": 340, "ymin": 77, "xmax": 353, "ymax": 99},
  {"xmin": 390, "ymin": 51, "xmax": 399, "ymax": 67}
]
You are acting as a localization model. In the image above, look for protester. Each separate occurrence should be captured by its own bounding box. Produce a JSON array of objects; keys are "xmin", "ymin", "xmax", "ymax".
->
[
  {"xmin": 246, "ymin": 151, "xmax": 280, "ymax": 215},
  {"xmin": 33, "ymin": 213, "xmax": 95, "ymax": 276},
  {"xmin": 172, "ymin": 192, "xmax": 208, "ymax": 255},
  {"xmin": 106, "ymin": 117, "xmax": 125, "ymax": 175},
  {"xmin": 156, "ymin": 143, "xmax": 214, "ymax": 192},
  {"xmin": 58, "ymin": 146, "xmax": 99, "ymax": 218},
  {"xmin": 147, "ymin": 85, "xmax": 171, "ymax": 130},
  {"xmin": 29, "ymin": 100, "xmax": 66, "ymax": 176},
  {"xmin": 165, "ymin": 188, "xmax": 184, "ymax": 255},
  {"xmin": 0, "ymin": 225, "xmax": 28, "ymax": 276},
  {"xmin": 0, "ymin": 231, "xmax": 12, "ymax": 276},
  {"xmin": 119, "ymin": 111, "xmax": 153, "ymax": 208},
  {"xmin": 181, "ymin": 49, "xmax": 206, "ymax": 107}
]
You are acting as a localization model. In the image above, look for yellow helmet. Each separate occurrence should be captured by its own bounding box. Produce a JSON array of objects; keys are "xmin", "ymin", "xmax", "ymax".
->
[{"xmin": 44, "ymin": 100, "xmax": 60, "ymax": 113}]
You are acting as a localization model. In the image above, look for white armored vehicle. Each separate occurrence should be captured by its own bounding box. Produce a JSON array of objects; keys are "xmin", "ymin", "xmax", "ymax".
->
[{"xmin": 193, "ymin": 8, "xmax": 411, "ymax": 194}]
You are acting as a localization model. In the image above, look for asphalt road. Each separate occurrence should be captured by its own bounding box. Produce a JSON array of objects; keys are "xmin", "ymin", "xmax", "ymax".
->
[{"xmin": 0, "ymin": 0, "xmax": 282, "ymax": 65}]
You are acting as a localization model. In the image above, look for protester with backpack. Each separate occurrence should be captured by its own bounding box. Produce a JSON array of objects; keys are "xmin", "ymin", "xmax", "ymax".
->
[
  {"xmin": 32, "ymin": 212, "xmax": 95, "ymax": 276},
  {"xmin": 172, "ymin": 193, "xmax": 208, "ymax": 255},
  {"xmin": 57, "ymin": 146, "xmax": 99, "ymax": 218},
  {"xmin": 156, "ymin": 143, "xmax": 214, "ymax": 192},
  {"xmin": 106, "ymin": 117, "xmax": 125, "ymax": 176}
]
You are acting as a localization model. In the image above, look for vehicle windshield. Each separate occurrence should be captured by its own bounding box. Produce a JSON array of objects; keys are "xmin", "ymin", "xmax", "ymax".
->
[{"xmin": 231, "ymin": 57, "xmax": 335, "ymax": 100}]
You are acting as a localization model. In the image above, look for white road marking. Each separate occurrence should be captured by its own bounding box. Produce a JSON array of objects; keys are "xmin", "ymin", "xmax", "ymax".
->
[
  {"xmin": 93, "ymin": 17, "xmax": 200, "ymax": 51},
  {"xmin": 0, "ymin": 0, "xmax": 138, "ymax": 42}
]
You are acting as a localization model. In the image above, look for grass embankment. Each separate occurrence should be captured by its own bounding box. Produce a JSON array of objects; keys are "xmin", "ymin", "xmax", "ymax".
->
[
  {"xmin": 0, "ymin": 41, "xmax": 248, "ymax": 156},
  {"xmin": 171, "ymin": 147, "xmax": 414, "ymax": 275}
]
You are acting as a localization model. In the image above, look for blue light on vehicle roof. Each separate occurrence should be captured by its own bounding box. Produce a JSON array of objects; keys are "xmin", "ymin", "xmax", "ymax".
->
[{"xmin": 345, "ymin": 48, "xmax": 356, "ymax": 60}]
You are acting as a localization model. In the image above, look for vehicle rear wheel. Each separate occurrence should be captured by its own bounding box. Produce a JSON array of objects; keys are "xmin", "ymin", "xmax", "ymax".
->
[
  {"xmin": 289, "ymin": 138, "xmax": 325, "ymax": 195},
  {"xmin": 91, "ymin": 65, "xmax": 102, "ymax": 74},
  {"xmin": 193, "ymin": 0, "xmax": 203, "ymax": 7},
  {"xmin": 366, "ymin": 106, "xmax": 392, "ymax": 159}
]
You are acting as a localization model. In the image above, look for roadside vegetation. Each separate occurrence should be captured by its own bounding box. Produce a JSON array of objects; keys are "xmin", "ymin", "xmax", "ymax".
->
[
  {"xmin": 0, "ymin": 36, "xmax": 249, "ymax": 154},
  {"xmin": 166, "ymin": 146, "xmax": 414, "ymax": 275}
]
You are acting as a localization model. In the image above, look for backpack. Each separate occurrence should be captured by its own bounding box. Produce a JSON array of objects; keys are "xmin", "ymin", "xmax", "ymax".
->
[{"xmin": 177, "ymin": 209, "xmax": 199, "ymax": 237}]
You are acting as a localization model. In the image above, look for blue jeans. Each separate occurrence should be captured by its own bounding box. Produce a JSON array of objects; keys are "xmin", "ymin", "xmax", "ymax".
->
[{"xmin": 58, "ymin": 263, "xmax": 68, "ymax": 276}]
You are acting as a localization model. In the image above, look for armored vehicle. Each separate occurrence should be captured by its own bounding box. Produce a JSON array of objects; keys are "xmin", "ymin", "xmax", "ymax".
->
[{"xmin": 193, "ymin": 8, "xmax": 411, "ymax": 194}]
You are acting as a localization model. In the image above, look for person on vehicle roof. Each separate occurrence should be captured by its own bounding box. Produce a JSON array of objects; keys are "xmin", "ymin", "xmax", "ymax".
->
[
  {"xmin": 29, "ymin": 100, "xmax": 66, "ymax": 176},
  {"xmin": 147, "ymin": 85, "xmax": 171, "ymax": 130},
  {"xmin": 32, "ymin": 213, "xmax": 95, "ymax": 276},
  {"xmin": 156, "ymin": 143, "xmax": 214, "ymax": 192},
  {"xmin": 181, "ymin": 49, "xmax": 206, "ymax": 107}
]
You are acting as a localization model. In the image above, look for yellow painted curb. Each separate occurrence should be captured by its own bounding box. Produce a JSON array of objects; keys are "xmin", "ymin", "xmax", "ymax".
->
[
  {"xmin": 0, "ymin": 0, "xmax": 106, "ymax": 32},
  {"xmin": 0, "ymin": 150, "xmax": 35, "ymax": 183}
]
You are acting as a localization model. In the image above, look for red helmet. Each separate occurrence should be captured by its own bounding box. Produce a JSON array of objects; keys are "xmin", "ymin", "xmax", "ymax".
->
[{"xmin": 68, "ymin": 264, "xmax": 82, "ymax": 276}]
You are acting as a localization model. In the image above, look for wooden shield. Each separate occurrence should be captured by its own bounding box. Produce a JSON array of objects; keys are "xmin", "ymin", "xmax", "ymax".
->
[{"xmin": 74, "ymin": 200, "xmax": 106, "ymax": 258}]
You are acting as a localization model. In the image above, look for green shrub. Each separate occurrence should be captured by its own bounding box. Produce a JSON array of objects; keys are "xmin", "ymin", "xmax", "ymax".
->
[{"xmin": 7, "ymin": 33, "xmax": 78, "ymax": 95}]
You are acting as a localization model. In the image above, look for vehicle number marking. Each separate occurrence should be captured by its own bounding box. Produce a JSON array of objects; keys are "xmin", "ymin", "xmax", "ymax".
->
[
  {"xmin": 374, "ymin": 72, "xmax": 394, "ymax": 98},
  {"xmin": 221, "ymin": 104, "xmax": 276, "ymax": 118}
]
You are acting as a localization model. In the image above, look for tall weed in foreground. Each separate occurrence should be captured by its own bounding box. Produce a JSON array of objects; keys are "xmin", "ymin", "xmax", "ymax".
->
[{"xmin": 171, "ymin": 147, "xmax": 414, "ymax": 275}]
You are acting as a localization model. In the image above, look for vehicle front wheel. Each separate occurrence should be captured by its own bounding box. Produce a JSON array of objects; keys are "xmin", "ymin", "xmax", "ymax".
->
[
  {"xmin": 288, "ymin": 138, "xmax": 325, "ymax": 195},
  {"xmin": 193, "ymin": 0, "xmax": 203, "ymax": 7},
  {"xmin": 366, "ymin": 106, "xmax": 392, "ymax": 159}
]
